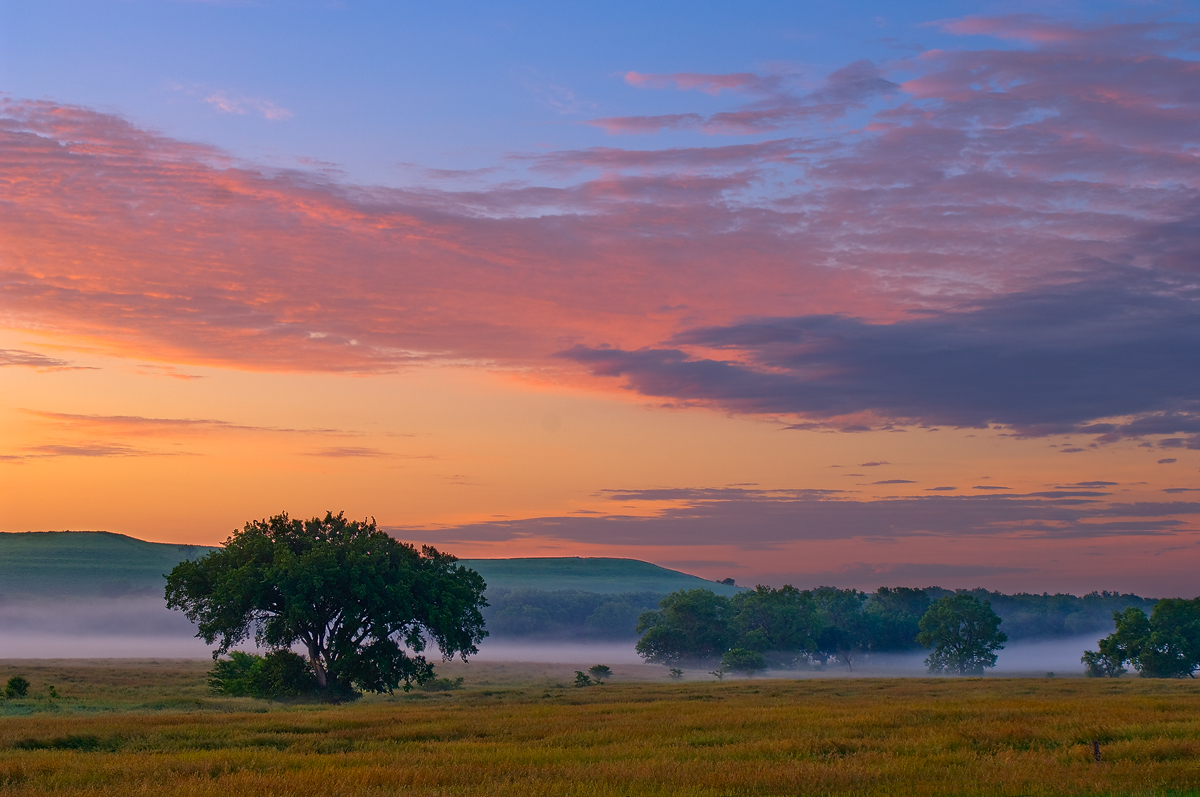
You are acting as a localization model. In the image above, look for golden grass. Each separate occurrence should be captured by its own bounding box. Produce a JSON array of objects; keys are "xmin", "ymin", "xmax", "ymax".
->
[{"xmin": 1, "ymin": 660, "xmax": 1199, "ymax": 795}]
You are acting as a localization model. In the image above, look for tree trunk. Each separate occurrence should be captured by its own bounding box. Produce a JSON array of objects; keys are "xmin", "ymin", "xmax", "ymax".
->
[{"xmin": 308, "ymin": 642, "xmax": 328, "ymax": 688}]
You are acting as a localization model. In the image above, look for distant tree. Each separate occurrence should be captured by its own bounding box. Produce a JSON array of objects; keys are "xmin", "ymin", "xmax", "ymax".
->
[
  {"xmin": 1081, "ymin": 647, "xmax": 1126, "ymax": 678},
  {"xmin": 917, "ymin": 594, "xmax": 1007, "ymax": 675},
  {"xmin": 4, "ymin": 676, "xmax": 30, "ymax": 699},
  {"xmin": 720, "ymin": 648, "xmax": 767, "ymax": 678},
  {"xmin": 166, "ymin": 511, "xmax": 487, "ymax": 697},
  {"xmin": 865, "ymin": 587, "xmax": 930, "ymax": 651},
  {"xmin": 573, "ymin": 671, "xmax": 593, "ymax": 688},
  {"xmin": 636, "ymin": 589, "xmax": 733, "ymax": 665},
  {"xmin": 1089, "ymin": 599, "xmax": 1200, "ymax": 678},
  {"xmin": 668, "ymin": 668, "xmax": 684, "ymax": 681},
  {"xmin": 588, "ymin": 664, "xmax": 612, "ymax": 683},
  {"xmin": 583, "ymin": 601, "xmax": 643, "ymax": 638},
  {"xmin": 730, "ymin": 585, "xmax": 822, "ymax": 664},
  {"xmin": 814, "ymin": 587, "xmax": 871, "ymax": 671}
]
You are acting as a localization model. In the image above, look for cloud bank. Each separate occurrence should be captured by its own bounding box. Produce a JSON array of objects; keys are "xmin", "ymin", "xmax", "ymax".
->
[{"xmin": 2, "ymin": 17, "xmax": 1199, "ymax": 439}]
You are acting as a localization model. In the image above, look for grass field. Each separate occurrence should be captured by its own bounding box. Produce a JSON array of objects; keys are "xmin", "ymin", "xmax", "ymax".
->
[{"xmin": 1, "ymin": 660, "xmax": 1198, "ymax": 795}]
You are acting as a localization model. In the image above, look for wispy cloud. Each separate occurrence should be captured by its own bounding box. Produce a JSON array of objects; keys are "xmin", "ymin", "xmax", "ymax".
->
[
  {"xmin": 166, "ymin": 81, "xmax": 292, "ymax": 120},
  {"xmin": 22, "ymin": 410, "xmax": 352, "ymax": 438},
  {"xmin": 203, "ymin": 90, "xmax": 293, "ymax": 120},
  {"xmin": 0, "ymin": 349, "xmax": 84, "ymax": 370}
]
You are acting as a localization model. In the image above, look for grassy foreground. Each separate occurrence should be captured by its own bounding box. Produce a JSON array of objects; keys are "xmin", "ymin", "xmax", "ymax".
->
[{"xmin": 1, "ymin": 661, "xmax": 1199, "ymax": 796}]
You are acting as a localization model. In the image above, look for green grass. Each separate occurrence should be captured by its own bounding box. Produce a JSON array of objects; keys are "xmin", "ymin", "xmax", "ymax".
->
[
  {"xmin": 0, "ymin": 531, "xmax": 738, "ymax": 598},
  {"xmin": 1, "ymin": 660, "xmax": 1199, "ymax": 795}
]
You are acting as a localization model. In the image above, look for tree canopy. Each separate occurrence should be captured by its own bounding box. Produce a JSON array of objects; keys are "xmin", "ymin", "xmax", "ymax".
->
[
  {"xmin": 635, "ymin": 585, "xmax": 938, "ymax": 671},
  {"xmin": 165, "ymin": 511, "xmax": 487, "ymax": 696},
  {"xmin": 917, "ymin": 594, "xmax": 1007, "ymax": 675},
  {"xmin": 1084, "ymin": 598, "xmax": 1200, "ymax": 678}
]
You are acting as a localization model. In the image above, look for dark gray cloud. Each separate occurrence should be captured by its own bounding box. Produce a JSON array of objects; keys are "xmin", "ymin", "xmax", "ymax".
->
[
  {"xmin": 399, "ymin": 486, "xmax": 1200, "ymax": 550},
  {"xmin": 560, "ymin": 272, "xmax": 1200, "ymax": 435}
]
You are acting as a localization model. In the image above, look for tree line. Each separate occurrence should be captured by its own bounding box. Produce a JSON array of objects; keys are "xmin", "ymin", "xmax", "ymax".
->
[
  {"xmin": 481, "ymin": 584, "xmax": 1153, "ymax": 642},
  {"xmin": 634, "ymin": 586, "xmax": 1008, "ymax": 675}
]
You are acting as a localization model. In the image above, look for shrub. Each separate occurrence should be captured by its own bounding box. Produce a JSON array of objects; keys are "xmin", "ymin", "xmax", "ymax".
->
[
  {"xmin": 720, "ymin": 648, "xmax": 767, "ymax": 678},
  {"xmin": 4, "ymin": 676, "xmax": 30, "ymax": 699},
  {"xmin": 209, "ymin": 651, "xmax": 320, "ymax": 699},
  {"xmin": 418, "ymin": 677, "xmax": 464, "ymax": 692},
  {"xmin": 573, "ymin": 671, "xmax": 593, "ymax": 688},
  {"xmin": 668, "ymin": 668, "xmax": 684, "ymax": 681},
  {"xmin": 588, "ymin": 665, "xmax": 612, "ymax": 683}
]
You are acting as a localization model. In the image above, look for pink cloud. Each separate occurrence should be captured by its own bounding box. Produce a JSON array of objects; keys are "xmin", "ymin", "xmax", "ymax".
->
[
  {"xmin": 1, "ymin": 17, "xmax": 1199, "ymax": 435},
  {"xmin": 595, "ymin": 61, "xmax": 897, "ymax": 135},
  {"xmin": 623, "ymin": 71, "xmax": 774, "ymax": 95},
  {"xmin": 204, "ymin": 90, "xmax": 293, "ymax": 121}
]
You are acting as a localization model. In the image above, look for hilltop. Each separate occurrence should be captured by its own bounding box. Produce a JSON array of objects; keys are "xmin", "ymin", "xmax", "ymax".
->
[{"xmin": 0, "ymin": 531, "xmax": 739, "ymax": 599}]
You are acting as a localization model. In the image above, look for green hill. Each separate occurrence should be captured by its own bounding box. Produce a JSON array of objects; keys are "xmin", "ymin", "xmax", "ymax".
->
[
  {"xmin": 0, "ymin": 531, "xmax": 216, "ymax": 598},
  {"xmin": 0, "ymin": 531, "xmax": 738, "ymax": 599},
  {"xmin": 460, "ymin": 557, "xmax": 743, "ymax": 596}
]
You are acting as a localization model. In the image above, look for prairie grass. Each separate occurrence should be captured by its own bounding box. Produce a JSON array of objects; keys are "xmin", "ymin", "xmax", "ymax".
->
[{"xmin": 1, "ymin": 660, "xmax": 1199, "ymax": 795}]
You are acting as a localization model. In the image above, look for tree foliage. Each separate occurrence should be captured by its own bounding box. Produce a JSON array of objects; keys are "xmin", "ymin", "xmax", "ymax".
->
[
  {"xmin": 4, "ymin": 676, "xmax": 30, "ymax": 699},
  {"xmin": 720, "ymin": 647, "xmax": 767, "ymax": 677},
  {"xmin": 917, "ymin": 594, "xmax": 1007, "ymax": 675},
  {"xmin": 165, "ymin": 511, "xmax": 487, "ymax": 695},
  {"xmin": 209, "ymin": 650, "xmax": 320, "ymax": 699},
  {"xmin": 1085, "ymin": 599, "xmax": 1200, "ymax": 678},
  {"xmin": 635, "ymin": 589, "xmax": 734, "ymax": 665},
  {"xmin": 635, "ymin": 585, "xmax": 940, "ymax": 671}
]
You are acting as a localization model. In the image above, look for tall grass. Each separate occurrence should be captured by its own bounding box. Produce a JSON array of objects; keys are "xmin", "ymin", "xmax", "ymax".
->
[{"xmin": 0, "ymin": 661, "xmax": 1198, "ymax": 795}]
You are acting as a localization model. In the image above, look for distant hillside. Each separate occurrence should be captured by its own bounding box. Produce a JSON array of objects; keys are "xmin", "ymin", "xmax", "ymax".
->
[
  {"xmin": 0, "ymin": 531, "xmax": 739, "ymax": 599},
  {"xmin": 459, "ymin": 557, "xmax": 743, "ymax": 596},
  {"xmin": 0, "ymin": 531, "xmax": 216, "ymax": 598}
]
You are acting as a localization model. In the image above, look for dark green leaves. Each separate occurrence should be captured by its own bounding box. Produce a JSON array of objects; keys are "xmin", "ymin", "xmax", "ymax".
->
[
  {"xmin": 166, "ymin": 511, "xmax": 487, "ymax": 696},
  {"xmin": 917, "ymin": 594, "xmax": 1007, "ymax": 675}
]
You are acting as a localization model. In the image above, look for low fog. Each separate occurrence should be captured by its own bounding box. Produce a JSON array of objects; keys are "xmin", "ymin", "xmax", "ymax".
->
[{"xmin": 0, "ymin": 597, "xmax": 1110, "ymax": 677}]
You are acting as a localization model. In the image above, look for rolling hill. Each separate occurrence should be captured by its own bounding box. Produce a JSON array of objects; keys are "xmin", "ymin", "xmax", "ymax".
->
[{"xmin": 0, "ymin": 531, "xmax": 739, "ymax": 598}]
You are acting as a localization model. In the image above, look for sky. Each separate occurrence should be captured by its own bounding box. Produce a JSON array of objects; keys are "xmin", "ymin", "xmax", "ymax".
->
[{"xmin": 1, "ymin": 0, "xmax": 1199, "ymax": 596}]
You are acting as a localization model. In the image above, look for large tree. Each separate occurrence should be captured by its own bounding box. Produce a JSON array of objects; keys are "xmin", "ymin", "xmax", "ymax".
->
[
  {"xmin": 1086, "ymin": 599, "xmax": 1200, "ymax": 678},
  {"xmin": 165, "ymin": 511, "xmax": 487, "ymax": 694},
  {"xmin": 635, "ymin": 589, "xmax": 733, "ymax": 665},
  {"xmin": 917, "ymin": 594, "xmax": 1007, "ymax": 675}
]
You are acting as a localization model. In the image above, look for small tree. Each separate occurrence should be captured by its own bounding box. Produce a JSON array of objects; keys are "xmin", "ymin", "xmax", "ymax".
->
[
  {"xmin": 1082, "ymin": 648, "xmax": 1126, "ymax": 678},
  {"xmin": 573, "ymin": 671, "xmax": 593, "ymax": 688},
  {"xmin": 917, "ymin": 594, "xmax": 1007, "ymax": 675},
  {"xmin": 4, "ymin": 676, "xmax": 30, "ymax": 699},
  {"xmin": 166, "ymin": 511, "xmax": 488, "ymax": 696},
  {"xmin": 668, "ymin": 668, "xmax": 684, "ymax": 681},
  {"xmin": 588, "ymin": 665, "xmax": 612, "ymax": 683},
  {"xmin": 720, "ymin": 647, "xmax": 767, "ymax": 678}
]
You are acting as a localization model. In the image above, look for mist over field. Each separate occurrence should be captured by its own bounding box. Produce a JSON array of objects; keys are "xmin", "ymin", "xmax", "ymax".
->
[{"xmin": 0, "ymin": 596, "xmax": 1110, "ymax": 676}]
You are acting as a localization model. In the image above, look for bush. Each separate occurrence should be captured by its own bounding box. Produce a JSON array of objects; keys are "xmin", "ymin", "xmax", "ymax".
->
[
  {"xmin": 720, "ymin": 648, "xmax": 767, "ymax": 677},
  {"xmin": 573, "ymin": 671, "xmax": 593, "ymax": 688},
  {"xmin": 668, "ymin": 668, "xmax": 684, "ymax": 681},
  {"xmin": 418, "ymin": 677, "xmax": 464, "ymax": 692},
  {"xmin": 4, "ymin": 676, "xmax": 30, "ymax": 699},
  {"xmin": 209, "ymin": 651, "xmax": 320, "ymax": 699},
  {"xmin": 588, "ymin": 665, "xmax": 612, "ymax": 683}
]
